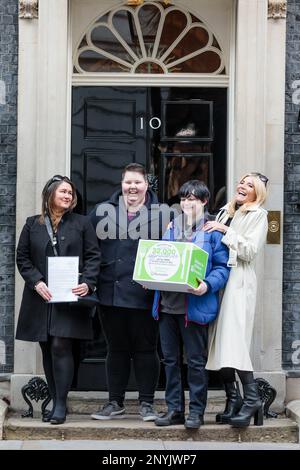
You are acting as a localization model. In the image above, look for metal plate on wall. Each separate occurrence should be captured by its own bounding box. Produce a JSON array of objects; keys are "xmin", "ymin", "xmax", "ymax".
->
[{"xmin": 267, "ymin": 211, "xmax": 281, "ymax": 244}]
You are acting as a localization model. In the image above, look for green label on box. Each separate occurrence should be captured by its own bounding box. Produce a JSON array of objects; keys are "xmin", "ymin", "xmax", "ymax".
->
[{"xmin": 133, "ymin": 240, "xmax": 208, "ymax": 291}]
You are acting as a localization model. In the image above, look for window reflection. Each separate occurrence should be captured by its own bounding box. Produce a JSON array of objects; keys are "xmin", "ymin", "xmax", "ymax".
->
[
  {"xmin": 169, "ymin": 52, "xmax": 223, "ymax": 74},
  {"xmin": 138, "ymin": 4, "xmax": 161, "ymax": 55},
  {"xmin": 90, "ymin": 25, "xmax": 134, "ymax": 64},
  {"xmin": 163, "ymin": 101, "xmax": 213, "ymax": 140},
  {"xmin": 112, "ymin": 10, "xmax": 142, "ymax": 58},
  {"xmin": 164, "ymin": 154, "xmax": 213, "ymax": 208},
  {"xmin": 75, "ymin": 2, "xmax": 225, "ymax": 75},
  {"xmin": 78, "ymin": 51, "xmax": 131, "ymax": 73},
  {"xmin": 145, "ymin": 88, "xmax": 227, "ymax": 215},
  {"xmin": 165, "ymin": 26, "xmax": 209, "ymax": 60},
  {"xmin": 159, "ymin": 10, "xmax": 188, "ymax": 58},
  {"xmin": 135, "ymin": 62, "xmax": 165, "ymax": 73}
]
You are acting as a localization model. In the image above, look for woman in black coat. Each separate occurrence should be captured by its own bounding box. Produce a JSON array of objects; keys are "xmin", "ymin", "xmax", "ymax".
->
[{"xmin": 16, "ymin": 175, "xmax": 100, "ymax": 424}]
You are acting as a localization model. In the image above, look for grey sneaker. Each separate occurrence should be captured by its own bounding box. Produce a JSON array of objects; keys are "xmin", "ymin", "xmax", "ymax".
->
[
  {"xmin": 91, "ymin": 401, "xmax": 125, "ymax": 420},
  {"xmin": 139, "ymin": 402, "xmax": 158, "ymax": 422}
]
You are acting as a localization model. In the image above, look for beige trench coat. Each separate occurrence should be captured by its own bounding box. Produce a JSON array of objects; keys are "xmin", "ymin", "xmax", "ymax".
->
[{"xmin": 206, "ymin": 204, "xmax": 268, "ymax": 371}]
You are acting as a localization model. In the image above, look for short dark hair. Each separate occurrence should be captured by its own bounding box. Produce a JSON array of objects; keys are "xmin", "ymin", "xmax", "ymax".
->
[
  {"xmin": 178, "ymin": 180, "xmax": 210, "ymax": 202},
  {"xmin": 121, "ymin": 163, "xmax": 147, "ymax": 181}
]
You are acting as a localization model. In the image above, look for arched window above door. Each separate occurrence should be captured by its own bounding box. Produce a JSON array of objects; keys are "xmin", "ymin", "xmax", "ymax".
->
[{"xmin": 73, "ymin": 1, "xmax": 226, "ymax": 75}]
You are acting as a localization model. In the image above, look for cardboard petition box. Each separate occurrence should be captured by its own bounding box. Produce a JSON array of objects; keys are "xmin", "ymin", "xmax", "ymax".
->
[{"xmin": 133, "ymin": 239, "xmax": 208, "ymax": 292}]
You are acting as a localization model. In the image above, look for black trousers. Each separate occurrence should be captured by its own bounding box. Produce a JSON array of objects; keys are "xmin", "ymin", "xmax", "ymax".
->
[
  {"xmin": 99, "ymin": 306, "xmax": 160, "ymax": 405},
  {"xmin": 159, "ymin": 313, "xmax": 208, "ymax": 415}
]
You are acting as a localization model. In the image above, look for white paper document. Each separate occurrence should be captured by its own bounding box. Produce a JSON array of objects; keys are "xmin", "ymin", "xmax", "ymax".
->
[{"xmin": 47, "ymin": 256, "xmax": 79, "ymax": 303}]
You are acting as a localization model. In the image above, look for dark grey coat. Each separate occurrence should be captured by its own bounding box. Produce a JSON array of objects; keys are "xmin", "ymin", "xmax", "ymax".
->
[
  {"xmin": 15, "ymin": 212, "xmax": 101, "ymax": 341},
  {"xmin": 89, "ymin": 188, "xmax": 170, "ymax": 310}
]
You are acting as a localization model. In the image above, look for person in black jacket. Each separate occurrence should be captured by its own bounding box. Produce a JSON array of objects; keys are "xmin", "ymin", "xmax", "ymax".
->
[
  {"xmin": 16, "ymin": 175, "xmax": 100, "ymax": 425},
  {"xmin": 90, "ymin": 163, "xmax": 170, "ymax": 421}
]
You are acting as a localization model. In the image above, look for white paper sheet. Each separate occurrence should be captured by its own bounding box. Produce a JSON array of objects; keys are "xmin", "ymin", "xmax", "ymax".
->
[{"xmin": 47, "ymin": 256, "xmax": 79, "ymax": 303}]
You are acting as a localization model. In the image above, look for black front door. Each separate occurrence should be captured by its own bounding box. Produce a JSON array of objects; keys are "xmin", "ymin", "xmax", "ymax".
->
[
  {"xmin": 72, "ymin": 87, "xmax": 148, "ymax": 212},
  {"xmin": 71, "ymin": 86, "xmax": 227, "ymax": 390}
]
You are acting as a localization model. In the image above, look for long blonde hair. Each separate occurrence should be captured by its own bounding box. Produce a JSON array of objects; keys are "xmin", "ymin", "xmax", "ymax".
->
[
  {"xmin": 227, "ymin": 173, "xmax": 268, "ymax": 217},
  {"xmin": 39, "ymin": 176, "xmax": 77, "ymax": 229}
]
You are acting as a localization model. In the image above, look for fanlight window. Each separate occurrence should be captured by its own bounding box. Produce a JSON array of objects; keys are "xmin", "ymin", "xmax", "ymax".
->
[{"xmin": 74, "ymin": 1, "xmax": 225, "ymax": 75}]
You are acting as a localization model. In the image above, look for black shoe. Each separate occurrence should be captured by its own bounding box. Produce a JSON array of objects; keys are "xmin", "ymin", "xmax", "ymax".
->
[
  {"xmin": 155, "ymin": 410, "xmax": 185, "ymax": 427},
  {"xmin": 50, "ymin": 405, "xmax": 67, "ymax": 425},
  {"xmin": 50, "ymin": 414, "xmax": 66, "ymax": 425},
  {"xmin": 42, "ymin": 408, "xmax": 54, "ymax": 423},
  {"xmin": 184, "ymin": 413, "xmax": 204, "ymax": 429}
]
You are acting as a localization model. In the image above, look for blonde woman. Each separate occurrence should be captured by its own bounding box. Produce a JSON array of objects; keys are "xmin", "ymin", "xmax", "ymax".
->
[{"xmin": 204, "ymin": 173, "xmax": 268, "ymax": 428}]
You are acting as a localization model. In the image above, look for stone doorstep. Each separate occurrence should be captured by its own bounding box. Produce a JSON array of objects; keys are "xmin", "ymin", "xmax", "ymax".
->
[
  {"xmin": 0, "ymin": 399, "xmax": 9, "ymax": 440},
  {"xmin": 66, "ymin": 392, "xmax": 225, "ymax": 415},
  {"xmin": 15, "ymin": 390, "xmax": 281, "ymax": 416},
  {"xmin": 286, "ymin": 400, "xmax": 300, "ymax": 425},
  {"xmin": 4, "ymin": 413, "xmax": 299, "ymax": 443}
]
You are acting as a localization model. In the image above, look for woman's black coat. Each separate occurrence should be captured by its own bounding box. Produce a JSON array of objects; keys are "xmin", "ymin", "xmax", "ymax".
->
[{"xmin": 15, "ymin": 212, "xmax": 101, "ymax": 342}]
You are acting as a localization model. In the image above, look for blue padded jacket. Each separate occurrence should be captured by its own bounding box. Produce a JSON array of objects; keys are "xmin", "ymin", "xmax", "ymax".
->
[{"xmin": 152, "ymin": 220, "xmax": 230, "ymax": 324}]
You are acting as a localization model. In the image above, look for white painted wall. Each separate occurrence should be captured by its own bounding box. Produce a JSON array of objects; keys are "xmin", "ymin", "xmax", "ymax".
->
[{"xmin": 15, "ymin": 0, "xmax": 70, "ymax": 376}]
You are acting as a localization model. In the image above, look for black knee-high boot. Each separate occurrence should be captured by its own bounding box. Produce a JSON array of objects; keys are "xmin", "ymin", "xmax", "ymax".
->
[
  {"xmin": 216, "ymin": 381, "xmax": 243, "ymax": 424},
  {"xmin": 39, "ymin": 340, "xmax": 56, "ymax": 422},
  {"xmin": 50, "ymin": 337, "xmax": 74, "ymax": 425},
  {"xmin": 216, "ymin": 368, "xmax": 243, "ymax": 424},
  {"xmin": 229, "ymin": 382, "xmax": 263, "ymax": 427}
]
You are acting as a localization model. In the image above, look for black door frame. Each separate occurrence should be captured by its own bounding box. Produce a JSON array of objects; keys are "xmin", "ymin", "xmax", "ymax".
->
[{"xmin": 71, "ymin": 85, "xmax": 227, "ymax": 391}]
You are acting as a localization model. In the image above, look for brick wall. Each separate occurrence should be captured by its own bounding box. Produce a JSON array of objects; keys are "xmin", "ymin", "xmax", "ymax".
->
[
  {"xmin": 0, "ymin": 0, "xmax": 18, "ymax": 373},
  {"xmin": 283, "ymin": 0, "xmax": 300, "ymax": 370}
]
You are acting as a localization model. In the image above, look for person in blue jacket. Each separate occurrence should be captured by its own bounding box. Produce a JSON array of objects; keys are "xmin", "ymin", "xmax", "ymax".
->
[{"xmin": 153, "ymin": 180, "xmax": 230, "ymax": 429}]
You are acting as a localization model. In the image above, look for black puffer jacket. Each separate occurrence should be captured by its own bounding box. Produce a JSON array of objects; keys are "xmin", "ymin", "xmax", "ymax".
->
[{"xmin": 90, "ymin": 188, "xmax": 168, "ymax": 310}]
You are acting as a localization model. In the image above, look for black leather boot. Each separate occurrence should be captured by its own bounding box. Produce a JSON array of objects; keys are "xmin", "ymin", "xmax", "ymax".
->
[
  {"xmin": 42, "ymin": 399, "xmax": 55, "ymax": 422},
  {"xmin": 229, "ymin": 382, "xmax": 263, "ymax": 427},
  {"xmin": 216, "ymin": 381, "xmax": 243, "ymax": 424}
]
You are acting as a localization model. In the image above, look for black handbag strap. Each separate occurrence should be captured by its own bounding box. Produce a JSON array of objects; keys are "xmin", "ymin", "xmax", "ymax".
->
[{"xmin": 45, "ymin": 215, "xmax": 58, "ymax": 257}]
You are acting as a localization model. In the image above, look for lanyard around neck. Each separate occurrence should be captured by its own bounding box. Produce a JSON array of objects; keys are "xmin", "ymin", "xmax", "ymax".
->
[{"xmin": 44, "ymin": 215, "xmax": 58, "ymax": 256}]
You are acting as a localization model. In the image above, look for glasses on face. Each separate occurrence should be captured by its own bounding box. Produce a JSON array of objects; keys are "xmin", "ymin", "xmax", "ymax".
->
[{"xmin": 248, "ymin": 173, "xmax": 269, "ymax": 186}]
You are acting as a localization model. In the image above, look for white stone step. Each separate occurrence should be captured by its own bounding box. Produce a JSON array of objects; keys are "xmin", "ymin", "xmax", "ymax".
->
[{"xmin": 4, "ymin": 413, "xmax": 298, "ymax": 443}]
